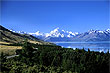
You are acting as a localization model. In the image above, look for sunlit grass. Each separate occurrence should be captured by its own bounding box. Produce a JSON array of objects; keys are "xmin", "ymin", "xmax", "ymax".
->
[
  {"xmin": 0, "ymin": 41, "xmax": 11, "ymax": 44},
  {"xmin": 0, "ymin": 45, "xmax": 22, "ymax": 55}
]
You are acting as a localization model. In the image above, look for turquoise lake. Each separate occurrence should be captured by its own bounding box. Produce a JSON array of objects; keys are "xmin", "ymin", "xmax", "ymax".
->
[{"xmin": 53, "ymin": 41, "xmax": 110, "ymax": 53}]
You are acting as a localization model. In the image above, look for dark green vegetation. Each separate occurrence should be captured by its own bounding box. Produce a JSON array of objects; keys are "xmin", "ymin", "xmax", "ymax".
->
[{"xmin": 1, "ymin": 40, "xmax": 110, "ymax": 73}]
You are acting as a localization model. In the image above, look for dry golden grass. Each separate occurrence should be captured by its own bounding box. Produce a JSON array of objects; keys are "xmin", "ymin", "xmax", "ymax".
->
[
  {"xmin": 29, "ymin": 40, "xmax": 42, "ymax": 44},
  {"xmin": 0, "ymin": 45, "xmax": 22, "ymax": 55},
  {"xmin": 0, "ymin": 41, "xmax": 11, "ymax": 45}
]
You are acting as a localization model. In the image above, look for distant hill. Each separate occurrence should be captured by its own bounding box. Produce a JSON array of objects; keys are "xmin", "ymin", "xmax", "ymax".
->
[{"xmin": 0, "ymin": 25, "xmax": 53, "ymax": 45}]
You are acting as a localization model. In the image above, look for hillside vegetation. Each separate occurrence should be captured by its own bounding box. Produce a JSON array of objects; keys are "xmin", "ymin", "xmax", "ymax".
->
[
  {"xmin": 0, "ymin": 45, "xmax": 22, "ymax": 55},
  {"xmin": 1, "ymin": 41, "xmax": 109, "ymax": 73},
  {"xmin": 0, "ymin": 25, "xmax": 53, "ymax": 45},
  {"xmin": 0, "ymin": 25, "xmax": 54, "ymax": 56}
]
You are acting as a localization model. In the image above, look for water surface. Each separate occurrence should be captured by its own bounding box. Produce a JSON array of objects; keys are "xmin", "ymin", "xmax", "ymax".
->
[{"xmin": 53, "ymin": 41, "xmax": 110, "ymax": 53}]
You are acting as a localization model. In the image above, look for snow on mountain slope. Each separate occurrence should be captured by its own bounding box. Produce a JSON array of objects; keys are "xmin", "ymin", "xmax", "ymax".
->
[
  {"xmin": 44, "ymin": 27, "xmax": 79, "ymax": 38},
  {"xmin": 29, "ymin": 31, "xmax": 43, "ymax": 36},
  {"xmin": 10, "ymin": 27, "xmax": 110, "ymax": 42},
  {"xmin": 28, "ymin": 27, "xmax": 79, "ymax": 38},
  {"xmin": 10, "ymin": 30, "xmax": 27, "ymax": 34}
]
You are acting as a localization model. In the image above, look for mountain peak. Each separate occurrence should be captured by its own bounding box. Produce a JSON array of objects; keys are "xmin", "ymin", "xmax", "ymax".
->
[
  {"xmin": 50, "ymin": 27, "xmax": 60, "ymax": 33},
  {"xmin": 29, "ymin": 31, "xmax": 43, "ymax": 36},
  {"xmin": 28, "ymin": 28, "xmax": 110, "ymax": 42},
  {"xmin": 88, "ymin": 29, "xmax": 106, "ymax": 34},
  {"xmin": 106, "ymin": 29, "xmax": 110, "ymax": 32},
  {"xmin": 53, "ymin": 27, "xmax": 59, "ymax": 31}
]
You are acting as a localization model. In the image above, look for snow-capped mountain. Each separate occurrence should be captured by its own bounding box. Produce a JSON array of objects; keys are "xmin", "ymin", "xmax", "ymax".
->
[
  {"xmin": 10, "ymin": 29, "xmax": 27, "ymax": 34},
  {"xmin": 28, "ymin": 27, "xmax": 79, "ymax": 41},
  {"xmin": 72, "ymin": 29, "xmax": 110, "ymax": 42},
  {"xmin": 28, "ymin": 28, "xmax": 110, "ymax": 42},
  {"xmin": 29, "ymin": 31, "xmax": 44, "ymax": 36},
  {"xmin": 44, "ymin": 27, "xmax": 79, "ymax": 38},
  {"xmin": 10, "ymin": 28, "xmax": 110, "ymax": 42}
]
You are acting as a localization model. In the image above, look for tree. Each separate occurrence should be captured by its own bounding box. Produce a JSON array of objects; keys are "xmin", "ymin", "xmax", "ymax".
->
[
  {"xmin": 19, "ymin": 39, "xmax": 34, "ymax": 65},
  {"xmin": 0, "ymin": 52, "xmax": 6, "ymax": 63},
  {"xmin": 0, "ymin": 52, "xmax": 7, "ymax": 72}
]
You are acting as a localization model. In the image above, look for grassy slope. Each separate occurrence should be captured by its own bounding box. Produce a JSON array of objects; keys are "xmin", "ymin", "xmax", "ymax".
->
[
  {"xmin": 0, "ymin": 25, "xmax": 53, "ymax": 45},
  {"xmin": 0, "ymin": 25, "xmax": 54, "ymax": 55},
  {"xmin": 0, "ymin": 45, "xmax": 22, "ymax": 55}
]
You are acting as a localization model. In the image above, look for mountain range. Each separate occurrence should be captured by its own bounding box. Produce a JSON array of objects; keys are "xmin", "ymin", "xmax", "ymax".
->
[
  {"xmin": 28, "ymin": 27, "xmax": 110, "ymax": 42},
  {"xmin": 8, "ymin": 27, "xmax": 110, "ymax": 42}
]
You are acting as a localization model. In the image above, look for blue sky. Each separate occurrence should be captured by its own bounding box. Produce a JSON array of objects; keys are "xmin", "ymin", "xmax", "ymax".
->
[{"xmin": 1, "ymin": 0, "xmax": 109, "ymax": 33}]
